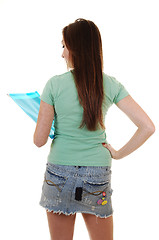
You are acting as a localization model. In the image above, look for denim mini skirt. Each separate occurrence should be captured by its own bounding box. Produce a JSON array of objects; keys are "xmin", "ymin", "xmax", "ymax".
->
[{"xmin": 39, "ymin": 162, "xmax": 114, "ymax": 218}]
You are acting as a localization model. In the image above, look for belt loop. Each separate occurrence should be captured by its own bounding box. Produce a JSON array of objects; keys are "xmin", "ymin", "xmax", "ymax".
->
[{"xmin": 74, "ymin": 166, "xmax": 81, "ymax": 169}]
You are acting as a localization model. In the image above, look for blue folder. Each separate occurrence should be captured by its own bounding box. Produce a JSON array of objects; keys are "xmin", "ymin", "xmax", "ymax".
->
[{"xmin": 8, "ymin": 91, "xmax": 55, "ymax": 139}]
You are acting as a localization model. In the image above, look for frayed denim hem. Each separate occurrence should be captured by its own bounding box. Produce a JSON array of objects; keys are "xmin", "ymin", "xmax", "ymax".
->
[{"xmin": 44, "ymin": 207, "xmax": 113, "ymax": 219}]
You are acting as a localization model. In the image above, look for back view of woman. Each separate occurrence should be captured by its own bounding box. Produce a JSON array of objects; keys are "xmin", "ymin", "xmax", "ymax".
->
[{"xmin": 34, "ymin": 18, "xmax": 155, "ymax": 240}]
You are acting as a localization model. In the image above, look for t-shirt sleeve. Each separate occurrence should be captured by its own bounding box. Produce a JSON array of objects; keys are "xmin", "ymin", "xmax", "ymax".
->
[
  {"xmin": 40, "ymin": 78, "xmax": 54, "ymax": 106},
  {"xmin": 111, "ymin": 77, "xmax": 130, "ymax": 104}
]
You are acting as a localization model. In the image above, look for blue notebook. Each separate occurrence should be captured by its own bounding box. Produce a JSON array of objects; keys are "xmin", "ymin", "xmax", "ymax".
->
[{"xmin": 8, "ymin": 91, "xmax": 55, "ymax": 139}]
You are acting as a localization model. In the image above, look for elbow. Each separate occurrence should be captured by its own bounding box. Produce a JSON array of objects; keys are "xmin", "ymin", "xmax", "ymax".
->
[
  {"xmin": 34, "ymin": 141, "xmax": 43, "ymax": 148},
  {"xmin": 147, "ymin": 123, "xmax": 156, "ymax": 134},
  {"xmin": 142, "ymin": 123, "xmax": 156, "ymax": 135},
  {"xmin": 33, "ymin": 134, "xmax": 46, "ymax": 148}
]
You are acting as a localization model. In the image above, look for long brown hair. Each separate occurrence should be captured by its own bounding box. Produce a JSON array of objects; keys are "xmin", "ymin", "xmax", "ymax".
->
[{"xmin": 62, "ymin": 18, "xmax": 105, "ymax": 131}]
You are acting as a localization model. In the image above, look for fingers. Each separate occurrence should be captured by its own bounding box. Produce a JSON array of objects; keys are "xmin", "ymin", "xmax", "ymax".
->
[{"xmin": 102, "ymin": 143, "xmax": 110, "ymax": 147}]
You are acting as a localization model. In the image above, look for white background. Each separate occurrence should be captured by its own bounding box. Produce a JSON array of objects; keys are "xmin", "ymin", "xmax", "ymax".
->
[{"xmin": 0, "ymin": 0, "xmax": 158, "ymax": 239}]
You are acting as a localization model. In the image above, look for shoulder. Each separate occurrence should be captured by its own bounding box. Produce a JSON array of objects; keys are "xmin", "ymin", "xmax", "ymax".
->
[
  {"xmin": 103, "ymin": 72, "xmax": 121, "ymax": 92},
  {"xmin": 50, "ymin": 71, "xmax": 71, "ymax": 80},
  {"xmin": 103, "ymin": 72, "xmax": 119, "ymax": 85},
  {"xmin": 49, "ymin": 71, "xmax": 71, "ymax": 84}
]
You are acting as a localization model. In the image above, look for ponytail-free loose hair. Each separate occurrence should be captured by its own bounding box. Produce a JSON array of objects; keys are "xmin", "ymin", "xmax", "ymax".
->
[{"xmin": 62, "ymin": 18, "xmax": 105, "ymax": 131}]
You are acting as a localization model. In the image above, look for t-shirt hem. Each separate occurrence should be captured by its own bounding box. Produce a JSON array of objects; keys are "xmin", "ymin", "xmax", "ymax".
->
[
  {"xmin": 114, "ymin": 92, "xmax": 130, "ymax": 104},
  {"xmin": 47, "ymin": 159, "xmax": 112, "ymax": 167},
  {"xmin": 40, "ymin": 96, "xmax": 54, "ymax": 106}
]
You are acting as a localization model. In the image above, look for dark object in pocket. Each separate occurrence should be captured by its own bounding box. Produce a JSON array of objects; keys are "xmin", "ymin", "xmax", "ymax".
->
[{"xmin": 75, "ymin": 187, "xmax": 83, "ymax": 201}]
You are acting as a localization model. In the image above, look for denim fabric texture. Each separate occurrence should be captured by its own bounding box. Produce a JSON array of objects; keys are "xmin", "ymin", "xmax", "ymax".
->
[{"xmin": 39, "ymin": 162, "xmax": 114, "ymax": 218}]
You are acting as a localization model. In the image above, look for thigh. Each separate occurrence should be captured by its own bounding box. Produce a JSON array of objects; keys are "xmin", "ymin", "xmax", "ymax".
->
[
  {"xmin": 82, "ymin": 213, "xmax": 113, "ymax": 240},
  {"xmin": 46, "ymin": 211, "xmax": 77, "ymax": 240}
]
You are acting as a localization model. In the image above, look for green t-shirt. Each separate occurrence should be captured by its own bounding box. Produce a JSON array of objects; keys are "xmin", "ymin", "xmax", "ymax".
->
[{"xmin": 40, "ymin": 71, "xmax": 129, "ymax": 166}]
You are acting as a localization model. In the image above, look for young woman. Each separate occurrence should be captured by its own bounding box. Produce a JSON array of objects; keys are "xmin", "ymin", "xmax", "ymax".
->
[{"xmin": 34, "ymin": 18, "xmax": 155, "ymax": 240}]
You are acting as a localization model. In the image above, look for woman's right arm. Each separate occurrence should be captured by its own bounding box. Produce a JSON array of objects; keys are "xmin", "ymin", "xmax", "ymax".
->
[{"xmin": 113, "ymin": 95, "xmax": 155, "ymax": 159}]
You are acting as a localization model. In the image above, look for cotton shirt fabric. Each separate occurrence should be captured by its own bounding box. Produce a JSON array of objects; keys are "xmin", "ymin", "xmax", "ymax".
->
[{"xmin": 40, "ymin": 70, "xmax": 129, "ymax": 166}]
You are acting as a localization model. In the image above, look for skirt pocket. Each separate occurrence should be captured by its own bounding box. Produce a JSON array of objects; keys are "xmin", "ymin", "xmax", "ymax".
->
[
  {"xmin": 41, "ymin": 166, "xmax": 68, "ymax": 207},
  {"xmin": 82, "ymin": 178, "xmax": 112, "ymax": 207},
  {"xmin": 44, "ymin": 168, "xmax": 68, "ymax": 192}
]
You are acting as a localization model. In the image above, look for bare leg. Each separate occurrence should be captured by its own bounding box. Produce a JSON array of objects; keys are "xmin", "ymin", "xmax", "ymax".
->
[
  {"xmin": 46, "ymin": 210, "xmax": 77, "ymax": 240},
  {"xmin": 82, "ymin": 213, "xmax": 113, "ymax": 240}
]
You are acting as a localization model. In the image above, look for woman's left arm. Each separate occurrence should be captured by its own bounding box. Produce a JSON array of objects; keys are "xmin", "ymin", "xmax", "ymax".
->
[{"xmin": 33, "ymin": 100, "xmax": 54, "ymax": 147}]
